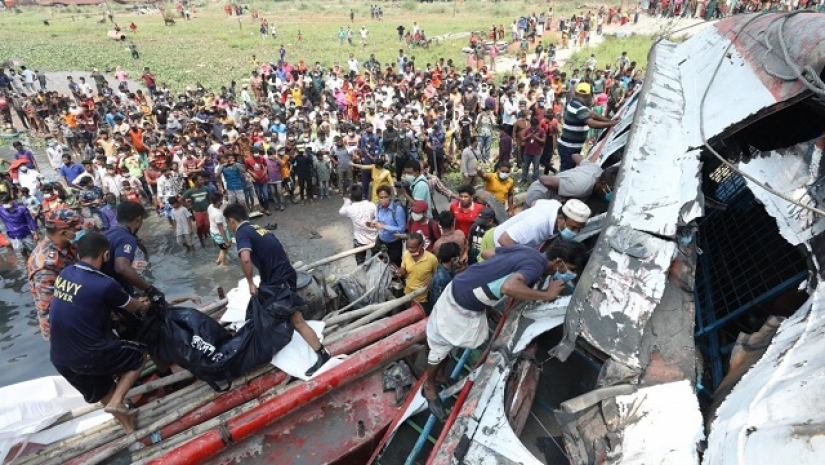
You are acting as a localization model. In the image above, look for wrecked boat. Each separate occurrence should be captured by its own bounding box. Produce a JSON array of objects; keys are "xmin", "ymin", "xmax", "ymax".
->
[
  {"xmin": 3, "ymin": 251, "xmax": 430, "ymax": 465},
  {"xmin": 393, "ymin": 12, "xmax": 825, "ymax": 465}
]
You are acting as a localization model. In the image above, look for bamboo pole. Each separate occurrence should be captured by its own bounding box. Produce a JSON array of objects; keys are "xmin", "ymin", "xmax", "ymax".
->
[
  {"xmin": 80, "ymin": 393, "xmax": 221, "ymax": 465},
  {"xmin": 322, "ymin": 285, "xmax": 377, "ymax": 322},
  {"xmin": 324, "ymin": 288, "xmax": 426, "ymax": 341},
  {"xmin": 295, "ymin": 243, "xmax": 375, "ymax": 271},
  {"xmin": 17, "ymin": 294, "xmax": 413, "ymax": 465}
]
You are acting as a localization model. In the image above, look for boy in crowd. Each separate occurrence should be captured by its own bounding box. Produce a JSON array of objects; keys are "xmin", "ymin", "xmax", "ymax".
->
[
  {"xmin": 208, "ymin": 193, "xmax": 231, "ymax": 267},
  {"xmin": 169, "ymin": 196, "xmax": 195, "ymax": 252}
]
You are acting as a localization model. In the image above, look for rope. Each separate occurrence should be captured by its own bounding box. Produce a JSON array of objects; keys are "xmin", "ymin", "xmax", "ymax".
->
[
  {"xmin": 529, "ymin": 410, "xmax": 572, "ymax": 462},
  {"xmin": 699, "ymin": 12, "xmax": 825, "ymax": 217}
]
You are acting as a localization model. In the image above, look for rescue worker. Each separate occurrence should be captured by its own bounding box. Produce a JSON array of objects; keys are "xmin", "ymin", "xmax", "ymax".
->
[
  {"xmin": 423, "ymin": 240, "xmax": 587, "ymax": 420},
  {"xmin": 223, "ymin": 203, "xmax": 331, "ymax": 377},
  {"xmin": 102, "ymin": 201, "xmax": 165, "ymax": 304},
  {"xmin": 49, "ymin": 231, "xmax": 149, "ymax": 434},
  {"xmin": 27, "ymin": 208, "xmax": 83, "ymax": 341}
]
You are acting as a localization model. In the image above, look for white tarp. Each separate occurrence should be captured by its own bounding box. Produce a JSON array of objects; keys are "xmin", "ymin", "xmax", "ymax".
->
[
  {"xmin": 270, "ymin": 320, "xmax": 345, "ymax": 381},
  {"xmin": 0, "ymin": 376, "xmax": 110, "ymax": 463}
]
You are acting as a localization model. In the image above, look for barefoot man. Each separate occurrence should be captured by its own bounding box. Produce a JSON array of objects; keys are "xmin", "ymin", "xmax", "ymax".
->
[{"xmin": 49, "ymin": 232, "xmax": 149, "ymax": 433}]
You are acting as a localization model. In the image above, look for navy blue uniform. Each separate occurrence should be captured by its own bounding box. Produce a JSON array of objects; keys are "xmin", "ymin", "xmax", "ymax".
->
[
  {"xmin": 49, "ymin": 261, "xmax": 145, "ymax": 403},
  {"xmin": 235, "ymin": 221, "xmax": 296, "ymax": 289},
  {"xmin": 102, "ymin": 226, "xmax": 139, "ymax": 294}
]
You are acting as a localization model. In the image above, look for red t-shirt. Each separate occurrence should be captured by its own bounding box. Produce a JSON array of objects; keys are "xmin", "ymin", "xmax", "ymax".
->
[
  {"xmin": 450, "ymin": 201, "xmax": 483, "ymax": 238},
  {"xmin": 244, "ymin": 155, "xmax": 269, "ymax": 184},
  {"xmin": 406, "ymin": 218, "xmax": 441, "ymax": 251}
]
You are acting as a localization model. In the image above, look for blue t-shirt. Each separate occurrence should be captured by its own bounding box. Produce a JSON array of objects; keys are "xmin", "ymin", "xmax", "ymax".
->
[
  {"xmin": 102, "ymin": 225, "xmax": 139, "ymax": 294},
  {"xmin": 221, "ymin": 163, "xmax": 244, "ymax": 190},
  {"xmin": 235, "ymin": 221, "xmax": 296, "ymax": 288},
  {"xmin": 60, "ymin": 163, "xmax": 86, "ymax": 185},
  {"xmin": 451, "ymin": 245, "xmax": 547, "ymax": 312},
  {"xmin": 49, "ymin": 261, "xmax": 131, "ymax": 366}
]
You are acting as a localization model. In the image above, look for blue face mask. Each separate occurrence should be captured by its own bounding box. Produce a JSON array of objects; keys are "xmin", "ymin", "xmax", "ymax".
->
[
  {"xmin": 605, "ymin": 192, "xmax": 614, "ymax": 202},
  {"xmin": 560, "ymin": 228, "xmax": 577, "ymax": 240},
  {"xmin": 553, "ymin": 269, "xmax": 577, "ymax": 293},
  {"xmin": 71, "ymin": 229, "xmax": 86, "ymax": 244}
]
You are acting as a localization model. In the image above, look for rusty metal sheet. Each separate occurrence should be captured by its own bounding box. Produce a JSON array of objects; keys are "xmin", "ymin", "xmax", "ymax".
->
[
  {"xmin": 204, "ymin": 370, "xmax": 397, "ymax": 465},
  {"xmin": 679, "ymin": 14, "xmax": 825, "ymax": 149}
]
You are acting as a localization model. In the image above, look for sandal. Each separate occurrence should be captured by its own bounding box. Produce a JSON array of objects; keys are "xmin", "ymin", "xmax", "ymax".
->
[{"xmin": 421, "ymin": 386, "xmax": 447, "ymax": 422}]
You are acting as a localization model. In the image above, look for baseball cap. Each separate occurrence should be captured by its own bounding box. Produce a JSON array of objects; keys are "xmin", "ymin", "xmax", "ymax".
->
[
  {"xmin": 562, "ymin": 199, "xmax": 591, "ymax": 223},
  {"xmin": 477, "ymin": 207, "xmax": 496, "ymax": 221},
  {"xmin": 575, "ymin": 82, "xmax": 592, "ymax": 96},
  {"xmin": 411, "ymin": 200, "xmax": 429, "ymax": 214},
  {"xmin": 45, "ymin": 208, "xmax": 83, "ymax": 231}
]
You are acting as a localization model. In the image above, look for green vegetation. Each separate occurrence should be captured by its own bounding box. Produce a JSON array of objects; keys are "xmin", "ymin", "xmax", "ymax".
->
[
  {"xmin": 0, "ymin": 0, "xmax": 637, "ymax": 91},
  {"xmin": 565, "ymin": 33, "xmax": 657, "ymax": 74}
]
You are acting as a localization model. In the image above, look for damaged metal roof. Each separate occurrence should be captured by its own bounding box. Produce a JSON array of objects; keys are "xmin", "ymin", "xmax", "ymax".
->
[
  {"xmin": 432, "ymin": 12, "xmax": 825, "ymax": 465},
  {"xmin": 704, "ymin": 284, "xmax": 825, "ymax": 465}
]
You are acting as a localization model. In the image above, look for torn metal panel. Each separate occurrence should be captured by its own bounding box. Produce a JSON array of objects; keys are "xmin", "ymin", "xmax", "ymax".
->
[
  {"xmin": 704, "ymin": 284, "xmax": 825, "ymax": 465},
  {"xmin": 556, "ymin": 381, "xmax": 703, "ymax": 465},
  {"xmin": 461, "ymin": 361, "xmax": 544, "ymax": 465},
  {"xmin": 738, "ymin": 139, "xmax": 825, "ymax": 247},
  {"xmin": 609, "ymin": 381, "xmax": 704, "ymax": 464},
  {"xmin": 557, "ymin": 224, "xmax": 677, "ymax": 369},
  {"xmin": 429, "ymin": 299, "xmax": 568, "ymax": 465},
  {"xmin": 609, "ymin": 40, "xmax": 700, "ymax": 238},
  {"xmin": 590, "ymin": 91, "xmax": 640, "ymax": 166}
]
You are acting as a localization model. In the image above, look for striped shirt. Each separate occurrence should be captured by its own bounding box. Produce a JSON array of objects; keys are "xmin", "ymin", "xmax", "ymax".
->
[{"xmin": 559, "ymin": 99, "xmax": 591, "ymax": 150}]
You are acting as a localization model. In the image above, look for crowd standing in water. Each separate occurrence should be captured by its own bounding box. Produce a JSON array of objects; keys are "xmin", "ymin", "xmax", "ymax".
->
[{"xmin": 0, "ymin": 4, "xmax": 663, "ymax": 430}]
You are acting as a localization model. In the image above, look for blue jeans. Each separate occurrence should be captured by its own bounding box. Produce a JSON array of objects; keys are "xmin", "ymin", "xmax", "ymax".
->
[
  {"xmin": 253, "ymin": 183, "xmax": 269, "ymax": 210},
  {"xmin": 521, "ymin": 154, "xmax": 541, "ymax": 183},
  {"xmin": 558, "ymin": 144, "xmax": 579, "ymax": 172},
  {"xmin": 478, "ymin": 135, "xmax": 492, "ymax": 163}
]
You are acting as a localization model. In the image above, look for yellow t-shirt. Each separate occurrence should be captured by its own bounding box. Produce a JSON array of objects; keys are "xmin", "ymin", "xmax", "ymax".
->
[
  {"xmin": 483, "ymin": 173, "xmax": 514, "ymax": 205},
  {"xmin": 290, "ymin": 88, "xmax": 303, "ymax": 106},
  {"xmin": 370, "ymin": 167, "xmax": 394, "ymax": 203},
  {"xmin": 401, "ymin": 250, "xmax": 438, "ymax": 302}
]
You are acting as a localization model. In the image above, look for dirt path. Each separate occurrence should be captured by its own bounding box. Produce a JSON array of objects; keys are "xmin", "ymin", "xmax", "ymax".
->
[{"xmin": 494, "ymin": 14, "xmax": 712, "ymax": 73}]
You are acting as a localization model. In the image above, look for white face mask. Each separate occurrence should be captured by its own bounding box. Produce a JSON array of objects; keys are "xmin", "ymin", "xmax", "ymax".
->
[
  {"xmin": 411, "ymin": 212, "xmax": 424, "ymax": 222},
  {"xmin": 498, "ymin": 172, "xmax": 510, "ymax": 180}
]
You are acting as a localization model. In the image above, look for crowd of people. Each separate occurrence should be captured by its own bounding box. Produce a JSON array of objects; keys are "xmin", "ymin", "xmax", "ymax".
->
[{"xmin": 0, "ymin": 4, "xmax": 653, "ymax": 429}]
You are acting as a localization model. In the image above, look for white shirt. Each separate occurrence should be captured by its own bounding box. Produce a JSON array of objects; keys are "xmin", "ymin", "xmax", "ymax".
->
[
  {"xmin": 502, "ymin": 100, "xmax": 518, "ymax": 125},
  {"xmin": 21, "ymin": 69, "xmax": 36, "ymax": 84},
  {"xmin": 157, "ymin": 174, "xmax": 178, "ymax": 201},
  {"xmin": 208, "ymin": 204, "xmax": 227, "ymax": 237},
  {"xmin": 339, "ymin": 198, "xmax": 377, "ymax": 245},
  {"xmin": 171, "ymin": 206, "xmax": 193, "ymax": 235},
  {"xmin": 46, "ymin": 144, "xmax": 64, "ymax": 169},
  {"xmin": 101, "ymin": 174, "xmax": 121, "ymax": 196},
  {"xmin": 18, "ymin": 169, "xmax": 40, "ymax": 194},
  {"xmin": 348, "ymin": 58, "xmax": 359, "ymax": 73},
  {"xmin": 494, "ymin": 199, "xmax": 562, "ymax": 249}
]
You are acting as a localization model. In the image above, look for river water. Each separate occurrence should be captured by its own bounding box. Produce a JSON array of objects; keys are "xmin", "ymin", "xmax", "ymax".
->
[{"xmin": 0, "ymin": 188, "xmax": 357, "ymax": 389}]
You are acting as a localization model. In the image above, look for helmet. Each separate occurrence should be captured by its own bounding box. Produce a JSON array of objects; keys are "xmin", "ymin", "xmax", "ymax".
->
[{"xmin": 45, "ymin": 208, "xmax": 83, "ymax": 231}]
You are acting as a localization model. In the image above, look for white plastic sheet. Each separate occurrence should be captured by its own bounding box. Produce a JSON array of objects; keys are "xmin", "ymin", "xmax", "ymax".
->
[
  {"xmin": 270, "ymin": 320, "xmax": 345, "ymax": 381},
  {"xmin": 0, "ymin": 376, "xmax": 111, "ymax": 462}
]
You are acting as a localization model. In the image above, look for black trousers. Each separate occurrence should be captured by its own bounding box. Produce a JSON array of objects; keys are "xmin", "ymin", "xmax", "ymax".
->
[{"xmin": 373, "ymin": 238, "xmax": 403, "ymax": 267}]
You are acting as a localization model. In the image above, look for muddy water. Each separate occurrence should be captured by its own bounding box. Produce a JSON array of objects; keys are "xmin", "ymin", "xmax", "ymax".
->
[{"xmin": 0, "ymin": 197, "xmax": 357, "ymax": 388}]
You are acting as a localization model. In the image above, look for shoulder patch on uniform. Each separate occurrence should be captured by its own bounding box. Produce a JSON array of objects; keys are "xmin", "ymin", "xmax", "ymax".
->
[{"xmin": 123, "ymin": 244, "xmax": 132, "ymax": 254}]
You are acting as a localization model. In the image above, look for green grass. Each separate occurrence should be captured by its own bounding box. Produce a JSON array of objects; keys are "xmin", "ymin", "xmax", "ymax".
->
[
  {"xmin": 0, "ymin": 0, "xmax": 626, "ymax": 91},
  {"xmin": 565, "ymin": 33, "xmax": 657, "ymax": 74}
]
